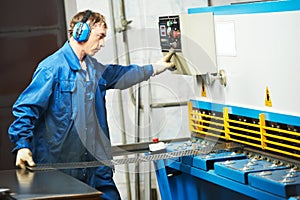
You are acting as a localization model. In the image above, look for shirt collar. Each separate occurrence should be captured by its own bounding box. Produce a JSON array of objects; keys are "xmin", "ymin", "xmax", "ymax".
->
[{"xmin": 61, "ymin": 41, "xmax": 81, "ymax": 71}]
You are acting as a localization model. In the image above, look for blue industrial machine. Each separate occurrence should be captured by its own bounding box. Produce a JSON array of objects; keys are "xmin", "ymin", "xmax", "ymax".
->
[{"xmin": 155, "ymin": 1, "xmax": 300, "ymax": 199}]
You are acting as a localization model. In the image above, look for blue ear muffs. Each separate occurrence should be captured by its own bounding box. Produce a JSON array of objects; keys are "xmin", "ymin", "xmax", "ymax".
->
[
  {"xmin": 73, "ymin": 10, "xmax": 92, "ymax": 42},
  {"xmin": 73, "ymin": 22, "xmax": 90, "ymax": 42}
]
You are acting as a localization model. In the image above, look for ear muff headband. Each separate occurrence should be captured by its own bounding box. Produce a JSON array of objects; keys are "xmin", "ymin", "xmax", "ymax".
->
[{"xmin": 73, "ymin": 10, "xmax": 93, "ymax": 42}]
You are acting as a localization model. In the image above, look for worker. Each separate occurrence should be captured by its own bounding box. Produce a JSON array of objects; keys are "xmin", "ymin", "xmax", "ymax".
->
[{"xmin": 8, "ymin": 9, "xmax": 174, "ymax": 200}]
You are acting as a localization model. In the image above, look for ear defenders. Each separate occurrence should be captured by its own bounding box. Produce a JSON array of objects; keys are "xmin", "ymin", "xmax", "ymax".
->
[{"xmin": 73, "ymin": 10, "xmax": 93, "ymax": 42}]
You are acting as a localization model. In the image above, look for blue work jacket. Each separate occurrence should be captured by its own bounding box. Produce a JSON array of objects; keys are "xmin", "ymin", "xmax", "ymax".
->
[{"xmin": 8, "ymin": 41, "xmax": 153, "ymax": 185}]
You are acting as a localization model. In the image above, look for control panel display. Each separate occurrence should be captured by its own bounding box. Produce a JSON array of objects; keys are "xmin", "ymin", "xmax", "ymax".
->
[{"xmin": 158, "ymin": 15, "xmax": 181, "ymax": 52}]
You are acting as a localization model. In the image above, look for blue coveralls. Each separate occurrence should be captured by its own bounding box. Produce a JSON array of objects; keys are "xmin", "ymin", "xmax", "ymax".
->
[{"xmin": 8, "ymin": 41, "xmax": 154, "ymax": 200}]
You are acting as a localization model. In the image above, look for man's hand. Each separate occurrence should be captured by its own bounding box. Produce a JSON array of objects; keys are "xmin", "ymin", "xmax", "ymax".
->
[
  {"xmin": 152, "ymin": 49, "xmax": 175, "ymax": 76},
  {"xmin": 16, "ymin": 148, "xmax": 36, "ymax": 169}
]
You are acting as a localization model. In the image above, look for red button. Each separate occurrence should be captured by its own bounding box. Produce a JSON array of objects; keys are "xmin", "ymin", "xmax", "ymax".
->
[{"xmin": 152, "ymin": 137, "xmax": 159, "ymax": 143}]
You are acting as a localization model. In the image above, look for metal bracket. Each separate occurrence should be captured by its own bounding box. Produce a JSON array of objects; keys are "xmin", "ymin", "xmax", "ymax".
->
[
  {"xmin": 205, "ymin": 69, "xmax": 227, "ymax": 87},
  {"xmin": 116, "ymin": 19, "xmax": 133, "ymax": 33}
]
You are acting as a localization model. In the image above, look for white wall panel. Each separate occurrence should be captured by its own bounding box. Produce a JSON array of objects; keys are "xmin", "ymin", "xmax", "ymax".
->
[{"xmin": 204, "ymin": 11, "xmax": 300, "ymax": 116}]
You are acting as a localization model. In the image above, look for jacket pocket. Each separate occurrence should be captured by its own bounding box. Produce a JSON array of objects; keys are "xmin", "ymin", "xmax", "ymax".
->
[
  {"xmin": 52, "ymin": 80, "xmax": 75, "ymax": 116},
  {"xmin": 61, "ymin": 80, "xmax": 76, "ymax": 92}
]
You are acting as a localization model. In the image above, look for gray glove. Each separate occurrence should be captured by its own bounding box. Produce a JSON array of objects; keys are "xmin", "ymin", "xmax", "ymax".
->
[
  {"xmin": 16, "ymin": 148, "xmax": 36, "ymax": 169},
  {"xmin": 152, "ymin": 49, "xmax": 175, "ymax": 76}
]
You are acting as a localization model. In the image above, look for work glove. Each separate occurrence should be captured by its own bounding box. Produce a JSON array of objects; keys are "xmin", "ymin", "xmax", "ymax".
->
[
  {"xmin": 152, "ymin": 49, "xmax": 175, "ymax": 76},
  {"xmin": 16, "ymin": 148, "xmax": 36, "ymax": 169}
]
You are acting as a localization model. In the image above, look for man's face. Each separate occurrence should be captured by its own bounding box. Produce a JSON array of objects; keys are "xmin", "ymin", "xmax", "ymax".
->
[{"xmin": 83, "ymin": 22, "xmax": 106, "ymax": 56}]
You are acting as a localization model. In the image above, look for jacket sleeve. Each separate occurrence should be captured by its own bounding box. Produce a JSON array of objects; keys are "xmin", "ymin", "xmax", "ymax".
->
[
  {"xmin": 8, "ymin": 66, "xmax": 54, "ymax": 152},
  {"xmin": 102, "ymin": 64, "xmax": 154, "ymax": 90}
]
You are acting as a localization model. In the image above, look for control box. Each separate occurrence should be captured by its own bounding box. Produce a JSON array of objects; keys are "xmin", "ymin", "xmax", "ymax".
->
[
  {"xmin": 159, "ymin": 15, "xmax": 182, "ymax": 52},
  {"xmin": 158, "ymin": 13, "xmax": 217, "ymax": 75}
]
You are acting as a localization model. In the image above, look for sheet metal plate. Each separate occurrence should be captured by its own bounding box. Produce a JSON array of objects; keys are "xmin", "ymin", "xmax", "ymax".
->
[{"xmin": 0, "ymin": 169, "xmax": 102, "ymax": 200}]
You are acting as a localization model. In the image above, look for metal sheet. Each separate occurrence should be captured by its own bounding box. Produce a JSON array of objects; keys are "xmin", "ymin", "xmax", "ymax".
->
[{"xmin": 0, "ymin": 169, "xmax": 102, "ymax": 200}]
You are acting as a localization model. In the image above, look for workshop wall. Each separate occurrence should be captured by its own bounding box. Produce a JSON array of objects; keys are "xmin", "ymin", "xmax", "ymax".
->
[{"xmin": 0, "ymin": 0, "xmax": 67, "ymax": 170}]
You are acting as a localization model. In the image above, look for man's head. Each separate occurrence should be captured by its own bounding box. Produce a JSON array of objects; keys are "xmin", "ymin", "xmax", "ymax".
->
[{"xmin": 69, "ymin": 10, "xmax": 107, "ymax": 56}]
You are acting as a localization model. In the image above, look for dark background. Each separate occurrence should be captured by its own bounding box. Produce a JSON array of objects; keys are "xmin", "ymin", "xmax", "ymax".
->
[{"xmin": 0, "ymin": 0, "xmax": 67, "ymax": 170}]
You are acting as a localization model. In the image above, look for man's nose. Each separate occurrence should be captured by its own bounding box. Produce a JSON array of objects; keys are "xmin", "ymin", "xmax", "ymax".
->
[{"xmin": 99, "ymin": 39, "xmax": 105, "ymax": 48}]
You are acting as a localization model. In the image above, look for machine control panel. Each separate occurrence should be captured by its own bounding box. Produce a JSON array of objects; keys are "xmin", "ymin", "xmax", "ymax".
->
[{"xmin": 158, "ymin": 15, "xmax": 181, "ymax": 52}]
